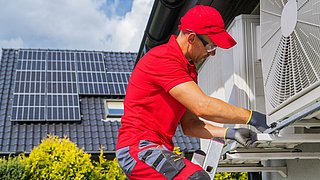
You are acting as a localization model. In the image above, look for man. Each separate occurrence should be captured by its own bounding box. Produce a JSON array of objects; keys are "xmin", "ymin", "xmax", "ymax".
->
[{"xmin": 116, "ymin": 5, "xmax": 269, "ymax": 179}]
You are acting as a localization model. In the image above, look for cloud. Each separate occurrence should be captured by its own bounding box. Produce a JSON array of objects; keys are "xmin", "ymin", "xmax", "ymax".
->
[
  {"xmin": 0, "ymin": 0, "xmax": 153, "ymax": 54},
  {"xmin": 103, "ymin": 0, "xmax": 133, "ymax": 18},
  {"xmin": 106, "ymin": 0, "xmax": 153, "ymax": 51},
  {"xmin": 0, "ymin": 38, "xmax": 24, "ymax": 53}
]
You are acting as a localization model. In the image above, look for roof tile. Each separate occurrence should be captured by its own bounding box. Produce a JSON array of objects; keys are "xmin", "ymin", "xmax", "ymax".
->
[{"xmin": 0, "ymin": 49, "xmax": 200, "ymax": 155}]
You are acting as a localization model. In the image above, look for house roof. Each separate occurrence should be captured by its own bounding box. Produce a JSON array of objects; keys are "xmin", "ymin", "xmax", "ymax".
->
[{"xmin": 0, "ymin": 48, "xmax": 200, "ymax": 154}]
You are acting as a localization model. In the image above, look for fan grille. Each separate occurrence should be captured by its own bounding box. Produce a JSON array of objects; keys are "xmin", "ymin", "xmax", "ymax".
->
[{"xmin": 263, "ymin": 0, "xmax": 320, "ymax": 108}]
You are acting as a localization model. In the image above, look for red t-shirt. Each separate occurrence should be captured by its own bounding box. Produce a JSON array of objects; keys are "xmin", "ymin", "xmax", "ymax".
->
[{"xmin": 116, "ymin": 35, "xmax": 198, "ymax": 151}]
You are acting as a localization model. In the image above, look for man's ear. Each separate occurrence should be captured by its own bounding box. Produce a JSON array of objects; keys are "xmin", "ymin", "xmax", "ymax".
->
[{"xmin": 187, "ymin": 33, "xmax": 196, "ymax": 44}]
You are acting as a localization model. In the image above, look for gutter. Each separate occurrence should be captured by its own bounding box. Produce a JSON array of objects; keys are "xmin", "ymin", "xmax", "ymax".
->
[
  {"xmin": 135, "ymin": 0, "xmax": 259, "ymax": 65},
  {"xmin": 135, "ymin": 0, "xmax": 186, "ymax": 65}
]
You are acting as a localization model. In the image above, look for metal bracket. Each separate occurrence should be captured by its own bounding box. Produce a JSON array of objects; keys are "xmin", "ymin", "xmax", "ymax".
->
[
  {"xmin": 216, "ymin": 166, "xmax": 288, "ymax": 177},
  {"xmin": 256, "ymin": 133, "xmax": 320, "ymax": 143},
  {"xmin": 225, "ymin": 151, "xmax": 320, "ymax": 161},
  {"xmin": 264, "ymin": 101, "xmax": 320, "ymax": 134}
]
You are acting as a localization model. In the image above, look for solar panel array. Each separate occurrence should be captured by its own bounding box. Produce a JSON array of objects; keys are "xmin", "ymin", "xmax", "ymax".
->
[{"xmin": 11, "ymin": 49, "xmax": 131, "ymax": 122}]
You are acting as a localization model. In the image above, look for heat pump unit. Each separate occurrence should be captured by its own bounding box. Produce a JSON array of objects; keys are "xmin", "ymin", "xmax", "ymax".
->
[{"xmin": 261, "ymin": 0, "xmax": 320, "ymax": 124}]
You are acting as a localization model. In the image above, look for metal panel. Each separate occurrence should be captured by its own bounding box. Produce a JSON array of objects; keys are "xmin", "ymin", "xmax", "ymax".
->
[
  {"xmin": 11, "ymin": 50, "xmax": 132, "ymax": 122},
  {"xmin": 197, "ymin": 15, "xmax": 263, "ymax": 174},
  {"xmin": 47, "ymin": 51, "xmax": 80, "ymax": 121},
  {"xmin": 77, "ymin": 52, "xmax": 110, "ymax": 95},
  {"xmin": 261, "ymin": 0, "xmax": 320, "ymax": 124},
  {"xmin": 199, "ymin": 15, "xmax": 262, "ymax": 111},
  {"xmin": 12, "ymin": 50, "xmax": 47, "ymax": 121},
  {"xmin": 106, "ymin": 72, "xmax": 130, "ymax": 95},
  {"xmin": 11, "ymin": 50, "xmax": 81, "ymax": 122}
]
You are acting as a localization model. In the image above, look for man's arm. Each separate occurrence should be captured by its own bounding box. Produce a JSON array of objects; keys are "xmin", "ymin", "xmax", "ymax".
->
[
  {"xmin": 169, "ymin": 81, "xmax": 250, "ymax": 124},
  {"xmin": 180, "ymin": 109, "xmax": 226, "ymax": 139},
  {"xmin": 180, "ymin": 110, "xmax": 258, "ymax": 147}
]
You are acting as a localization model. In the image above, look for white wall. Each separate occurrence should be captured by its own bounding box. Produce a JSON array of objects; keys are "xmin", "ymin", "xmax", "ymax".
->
[
  {"xmin": 197, "ymin": 14, "xmax": 320, "ymax": 179},
  {"xmin": 198, "ymin": 14, "xmax": 262, "ymax": 150}
]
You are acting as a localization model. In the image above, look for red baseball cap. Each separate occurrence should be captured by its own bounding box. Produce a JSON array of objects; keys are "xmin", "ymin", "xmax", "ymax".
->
[{"xmin": 178, "ymin": 5, "xmax": 236, "ymax": 49}]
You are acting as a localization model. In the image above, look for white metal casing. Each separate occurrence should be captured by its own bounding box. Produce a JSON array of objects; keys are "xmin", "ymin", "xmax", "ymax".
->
[
  {"xmin": 198, "ymin": 13, "xmax": 263, "ymax": 157},
  {"xmin": 198, "ymin": 13, "xmax": 263, "ymax": 133},
  {"xmin": 260, "ymin": 0, "xmax": 320, "ymax": 124},
  {"xmin": 198, "ymin": 14, "xmax": 263, "ymax": 119}
]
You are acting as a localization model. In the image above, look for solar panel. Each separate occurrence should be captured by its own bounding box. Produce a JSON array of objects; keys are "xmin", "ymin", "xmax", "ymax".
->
[
  {"xmin": 77, "ymin": 52, "xmax": 110, "ymax": 95},
  {"xmin": 11, "ymin": 49, "xmax": 131, "ymax": 122},
  {"xmin": 12, "ymin": 50, "xmax": 47, "ymax": 121},
  {"xmin": 46, "ymin": 51, "xmax": 80, "ymax": 121},
  {"xmin": 106, "ymin": 72, "xmax": 130, "ymax": 95},
  {"xmin": 11, "ymin": 50, "xmax": 81, "ymax": 122}
]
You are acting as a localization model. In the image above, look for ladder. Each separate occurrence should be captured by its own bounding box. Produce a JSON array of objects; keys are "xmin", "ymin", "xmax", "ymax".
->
[{"xmin": 191, "ymin": 138, "xmax": 225, "ymax": 179}]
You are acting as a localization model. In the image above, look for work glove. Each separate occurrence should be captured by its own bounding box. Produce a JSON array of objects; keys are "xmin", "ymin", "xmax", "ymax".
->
[
  {"xmin": 247, "ymin": 110, "xmax": 270, "ymax": 132},
  {"xmin": 225, "ymin": 128, "xmax": 257, "ymax": 148}
]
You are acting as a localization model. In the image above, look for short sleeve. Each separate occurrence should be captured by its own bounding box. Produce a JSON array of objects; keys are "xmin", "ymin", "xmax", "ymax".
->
[{"xmin": 149, "ymin": 56, "xmax": 194, "ymax": 92}]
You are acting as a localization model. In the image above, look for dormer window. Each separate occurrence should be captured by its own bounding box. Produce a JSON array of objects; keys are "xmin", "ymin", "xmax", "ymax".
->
[{"xmin": 105, "ymin": 100, "xmax": 124, "ymax": 117}]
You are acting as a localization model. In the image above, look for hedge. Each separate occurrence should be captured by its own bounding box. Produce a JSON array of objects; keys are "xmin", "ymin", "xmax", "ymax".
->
[
  {"xmin": 0, "ymin": 156, "xmax": 29, "ymax": 179},
  {"xmin": 0, "ymin": 135, "xmax": 247, "ymax": 179},
  {"xmin": 19, "ymin": 135, "xmax": 95, "ymax": 179}
]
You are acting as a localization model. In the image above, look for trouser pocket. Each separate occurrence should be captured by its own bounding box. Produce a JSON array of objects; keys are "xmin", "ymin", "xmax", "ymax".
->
[
  {"xmin": 116, "ymin": 146, "xmax": 137, "ymax": 176},
  {"xmin": 138, "ymin": 146, "xmax": 186, "ymax": 180}
]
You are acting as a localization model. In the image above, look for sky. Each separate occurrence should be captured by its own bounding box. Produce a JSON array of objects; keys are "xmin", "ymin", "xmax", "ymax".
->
[{"xmin": 0, "ymin": 0, "xmax": 153, "ymax": 55}]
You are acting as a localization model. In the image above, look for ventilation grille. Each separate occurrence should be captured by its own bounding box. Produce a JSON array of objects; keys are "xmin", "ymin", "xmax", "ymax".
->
[{"xmin": 264, "ymin": 0, "xmax": 320, "ymax": 108}]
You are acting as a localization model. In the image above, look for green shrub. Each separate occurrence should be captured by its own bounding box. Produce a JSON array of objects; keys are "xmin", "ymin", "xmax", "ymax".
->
[
  {"xmin": 214, "ymin": 172, "xmax": 248, "ymax": 180},
  {"xmin": 20, "ymin": 135, "xmax": 95, "ymax": 180},
  {"xmin": 17, "ymin": 135, "xmax": 248, "ymax": 179},
  {"xmin": 93, "ymin": 148, "xmax": 127, "ymax": 180},
  {"xmin": 0, "ymin": 156, "xmax": 29, "ymax": 180}
]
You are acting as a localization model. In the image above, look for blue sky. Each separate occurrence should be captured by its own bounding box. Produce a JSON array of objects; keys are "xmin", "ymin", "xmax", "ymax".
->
[
  {"xmin": 103, "ymin": 0, "xmax": 133, "ymax": 18},
  {"xmin": 0, "ymin": 0, "xmax": 153, "ymax": 55}
]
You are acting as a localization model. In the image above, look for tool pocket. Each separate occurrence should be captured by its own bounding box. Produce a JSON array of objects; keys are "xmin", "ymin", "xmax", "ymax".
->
[
  {"xmin": 116, "ymin": 146, "xmax": 137, "ymax": 175},
  {"xmin": 138, "ymin": 147, "xmax": 186, "ymax": 180}
]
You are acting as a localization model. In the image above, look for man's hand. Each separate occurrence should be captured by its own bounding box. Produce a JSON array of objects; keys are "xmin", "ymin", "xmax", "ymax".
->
[
  {"xmin": 225, "ymin": 128, "xmax": 257, "ymax": 148},
  {"xmin": 247, "ymin": 111, "xmax": 270, "ymax": 132}
]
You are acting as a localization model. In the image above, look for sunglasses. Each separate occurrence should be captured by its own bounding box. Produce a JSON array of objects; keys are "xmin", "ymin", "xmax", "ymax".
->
[
  {"xmin": 185, "ymin": 29, "xmax": 217, "ymax": 54},
  {"xmin": 196, "ymin": 34, "xmax": 217, "ymax": 53}
]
